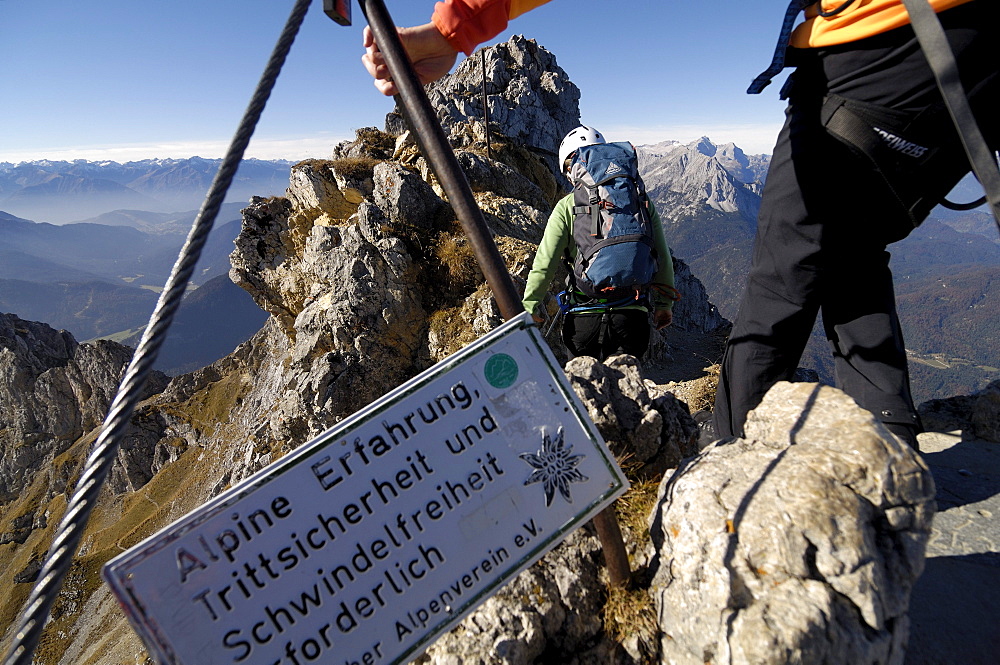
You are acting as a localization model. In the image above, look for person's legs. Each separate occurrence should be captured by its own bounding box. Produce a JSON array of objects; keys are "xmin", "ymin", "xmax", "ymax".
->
[
  {"xmin": 715, "ymin": 2, "xmax": 998, "ymax": 441},
  {"xmin": 562, "ymin": 312, "xmax": 603, "ymax": 359},
  {"xmin": 820, "ymin": 249, "xmax": 921, "ymax": 446},
  {"xmin": 562, "ymin": 309, "xmax": 651, "ymax": 361},
  {"xmin": 816, "ymin": 3, "xmax": 997, "ymax": 447},
  {"xmin": 713, "ymin": 81, "xmax": 831, "ymax": 438},
  {"xmin": 603, "ymin": 309, "xmax": 651, "ymax": 359}
]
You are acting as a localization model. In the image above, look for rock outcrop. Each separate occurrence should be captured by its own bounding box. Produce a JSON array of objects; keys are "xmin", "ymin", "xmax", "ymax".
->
[
  {"xmin": 565, "ymin": 355, "xmax": 700, "ymax": 478},
  {"xmin": 0, "ymin": 313, "xmax": 169, "ymax": 504},
  {"xmin": 406, "ymin": 35, "xmax": 581, "ymax": 178},
  {"xmin": 649, "ymin": 382, "xmax": 936, "ymax": 665},
  {"xmin": 919, "ymin": 378, "xmax": 1000, "ymax": 443}
]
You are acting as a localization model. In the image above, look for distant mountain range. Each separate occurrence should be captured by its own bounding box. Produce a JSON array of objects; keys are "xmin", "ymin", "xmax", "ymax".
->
[
  {"xmin": 638, "ymin": 137, "xmax": 999, "ymax": 405},
  {"xmin": 0, "ymin": 157, "xmax": 292, "ymax": 224},
  {"xmin": 1, "ymin": 146, "xmax": 996, "ymax": 400},
  {"xmin": 0, "ymin": 204, "xmax": 246, "ymax": 288},
  {"xmin": 0, "ymin": 201, "xmax": 266, "ymax": 374}
]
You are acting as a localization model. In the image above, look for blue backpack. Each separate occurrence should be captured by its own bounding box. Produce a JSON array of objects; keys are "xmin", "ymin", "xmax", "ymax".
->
[{"xmin": 565, "ymin": 142, "xmax": 658, "ymax": 303}]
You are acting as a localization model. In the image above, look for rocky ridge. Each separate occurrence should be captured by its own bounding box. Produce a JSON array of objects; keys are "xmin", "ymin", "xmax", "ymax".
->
[
  {"xmin": 637, "ymin": 138, "xmax": 765, "ymax": 226},
  {"xmin": 0, "ymin": 36, "xmax": 987, "ymax": 665}
]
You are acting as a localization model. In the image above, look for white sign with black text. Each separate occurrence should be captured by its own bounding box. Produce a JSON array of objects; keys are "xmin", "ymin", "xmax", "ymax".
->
[{"xmin": 103, "ymin": 313, "xmax": 629, "ymax": 665}]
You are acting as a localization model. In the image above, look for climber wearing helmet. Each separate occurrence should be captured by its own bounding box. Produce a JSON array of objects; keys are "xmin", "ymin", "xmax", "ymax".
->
[
  {"xmin": 521, "ymin": 126, "xmax": 677, "ymax": 362},
  {"xmin": 557, "ymin": 125, "xmax": 604, "ymax": 173}
]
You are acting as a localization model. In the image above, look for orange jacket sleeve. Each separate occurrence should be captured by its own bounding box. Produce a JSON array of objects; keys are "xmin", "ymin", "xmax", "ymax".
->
[
  {"xmin": 431, "ymin": 0, "xmax": 553, "ymax": 55},
  {"xmin": 790, "ymin": 0, "xmax": 973, "ymax": 48}
]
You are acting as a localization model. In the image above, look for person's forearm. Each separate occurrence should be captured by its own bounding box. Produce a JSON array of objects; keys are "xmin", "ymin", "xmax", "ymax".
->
[{"xmin": 522, "ymin": 196, "xmax": 571, "ymax": 315}]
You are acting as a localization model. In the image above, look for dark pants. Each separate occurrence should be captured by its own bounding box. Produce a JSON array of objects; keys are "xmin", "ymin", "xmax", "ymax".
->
[
  {"xmin": 562, "ymin": 309, "xmax": 650, "ymax": 361},
  {"xmin": 713, "ymin": 3, "xmax": 998, "ymax": 442}
]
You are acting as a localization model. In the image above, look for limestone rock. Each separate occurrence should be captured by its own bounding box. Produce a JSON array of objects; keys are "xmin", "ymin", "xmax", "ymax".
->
[
  {"xmin": 0, "ymin": 313, "xmax": 168, "ymax": 503},
  {"xmin": 649, "ymin": 382, "xmax": 936, "ymax": 665},
  {"xmin": 229, "ymin": 194, "xmax": 299, "ymax": 329},
  {"xmin": 970, "ymin": 379, "xmax": 1000, "ymax": 443},
  {"xmin": 668, "ymin": 257, "xmax": 728, "ymax": 335},
  {"xmin": 564, "ymin": 355, "xmax": 699, "ymax": 476},
  {"xmin": 372, "ymin": 161, "xmax": 450, "ymax": 232},
  {"xmin": 455, "ymin": 150, "xmax": 550, "ymax": 214},
  {"xmin": 285, "ymin": 159, "xmax": 362, "ymax": 223},
  {"xmin": 422, "ymin": 35, "xmax": 581, "ymax": 177},
  {"xmin": 918, "ymin": 378, "xmax": 1000, "ymax": 443},
  {"xmin": 331, "ymin": 126, "xmax": 396, "ymax": 160},
  {"xmin": 231, "ymin": 196, "xmax": 428, "ymax": 430}
]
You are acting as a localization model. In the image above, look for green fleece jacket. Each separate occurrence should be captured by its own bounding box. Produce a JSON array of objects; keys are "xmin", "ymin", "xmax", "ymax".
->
[{"xmin": 521, "ymin": 194, "xmax": 676, "ymax": 316}]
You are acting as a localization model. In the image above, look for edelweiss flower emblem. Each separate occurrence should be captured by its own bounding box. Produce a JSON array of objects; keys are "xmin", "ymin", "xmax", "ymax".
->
[{"xmin": 519, "ymin": 427, "xmax": 588, "ymax": 506}]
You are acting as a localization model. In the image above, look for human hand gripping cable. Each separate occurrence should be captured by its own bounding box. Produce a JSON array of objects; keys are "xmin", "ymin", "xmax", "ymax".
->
[{"xmin": 362, "ymin": 23, "xmax": 459, "ymax": 96}]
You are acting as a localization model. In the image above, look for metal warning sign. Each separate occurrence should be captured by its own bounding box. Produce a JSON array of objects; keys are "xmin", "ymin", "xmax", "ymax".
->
[{"xmin": 103, "ymin": 313, "xmax": 628, "ymax": 665}]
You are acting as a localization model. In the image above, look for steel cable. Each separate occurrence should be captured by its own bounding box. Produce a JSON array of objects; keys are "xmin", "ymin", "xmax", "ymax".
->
[{"xmin": 1, "ymin": 0, "xmax": 312, "ymax": 662}]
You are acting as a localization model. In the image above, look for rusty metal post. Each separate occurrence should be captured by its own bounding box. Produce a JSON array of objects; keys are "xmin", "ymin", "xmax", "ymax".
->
[
  {"xmin": 593, "ymin": 508, "xmax": 630, "ymax": 587},
  {"xmin": 357, "ymin": 0, "xmax": 631, "ymax": 587},
  {"xmin": 359, "ymin": 0, "xmax": 519, "ymax": 317}
]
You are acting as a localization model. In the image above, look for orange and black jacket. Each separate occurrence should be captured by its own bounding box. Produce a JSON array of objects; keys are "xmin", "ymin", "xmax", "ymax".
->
[{"xmin": 430, "ymin": 0, "xmax": 975, "ymax": 55}]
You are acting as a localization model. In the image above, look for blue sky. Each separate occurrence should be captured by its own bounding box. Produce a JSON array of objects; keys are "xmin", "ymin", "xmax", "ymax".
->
[{"xmin": 1, "ymin": 1, "xmax": 794, "ymax": 163}]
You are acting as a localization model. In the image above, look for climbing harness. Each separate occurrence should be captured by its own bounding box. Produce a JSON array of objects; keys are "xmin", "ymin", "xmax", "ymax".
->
[
  {"xmin": 1, "ymin": 1, "xmax": 313, "ymax": 663},
  {"xmin": 556, "ymin": 283, "xmax": 678, "ymax": 316},
  {"xmin": 558, "ymin": 289, "xmax": 648, "ymax": 314},
  {"xmin": 821, "ymin": 1, "xmax": 1000, "ymax": 228},
  {"xmin": 747, "ymin": 0, "xmax": 815, "ymax": 96}
]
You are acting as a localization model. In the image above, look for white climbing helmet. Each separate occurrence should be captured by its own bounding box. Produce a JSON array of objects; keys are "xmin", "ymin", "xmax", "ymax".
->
[{"xmin": 558, "ymin": 125, "xmax": 606, "ymax": 171}]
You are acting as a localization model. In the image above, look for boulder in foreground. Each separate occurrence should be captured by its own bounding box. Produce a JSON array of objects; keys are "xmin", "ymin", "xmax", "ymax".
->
[{"xmin": 649, "ymin": 382, "xmax": 936, "ymax": 665}]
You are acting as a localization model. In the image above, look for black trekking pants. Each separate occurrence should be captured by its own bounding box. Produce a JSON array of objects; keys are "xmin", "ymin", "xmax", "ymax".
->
[
  {"xmin": 562, "ymin": 309, "xmax": 650, "ymax": 362},
  {"xmin": 713, "ymin": 2, "xmax": 999, "ymax": 440}
]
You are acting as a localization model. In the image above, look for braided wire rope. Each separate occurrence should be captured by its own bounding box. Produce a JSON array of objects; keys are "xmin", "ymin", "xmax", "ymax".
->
[{"xmin": 2, "ymin": 0, "xmax": 313, "ymax": 661}]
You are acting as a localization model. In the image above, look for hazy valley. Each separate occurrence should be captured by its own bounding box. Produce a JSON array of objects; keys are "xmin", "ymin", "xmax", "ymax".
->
[
  {"xmin": 0, "ymin": 157, "xmax": 291, "ymax": 224},
  {"xmin": 1, "ymin": 145, "xmax": 996, "ymax": 400},
  {"xmin": 0, "ymin": 159, "xmax": 287, "ymax": 374}
]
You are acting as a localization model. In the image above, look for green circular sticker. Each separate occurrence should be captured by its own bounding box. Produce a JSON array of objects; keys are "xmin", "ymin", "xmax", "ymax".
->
[{"xmin": 484, "ymin": 353, "xmax": 519, "ymax": 389}]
